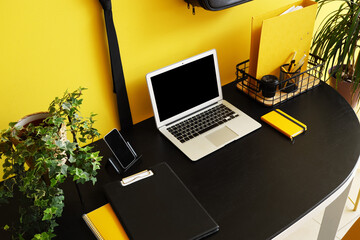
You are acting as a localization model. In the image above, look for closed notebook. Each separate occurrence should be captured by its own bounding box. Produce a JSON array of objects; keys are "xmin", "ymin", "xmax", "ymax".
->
[
  {"xmin": 103, "ymin": 162, "xmax": 219, "ymax": 240},
  {"xmin": 82, "ymin": 203, "xmax": 129, "ymax": 240},
  {"xmin": 261, "ymin": 109, "xmax": 307, "ymax": 140}
]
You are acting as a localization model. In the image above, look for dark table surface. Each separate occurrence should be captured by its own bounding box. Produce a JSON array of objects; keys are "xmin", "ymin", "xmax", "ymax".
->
[{"xmin": 2, "ymin": 81, "xmax": 360, "ymax": 240}]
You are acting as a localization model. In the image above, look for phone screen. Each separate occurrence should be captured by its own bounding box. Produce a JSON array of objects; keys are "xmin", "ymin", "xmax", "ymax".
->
[{"xmin": 104, "ymin": 129, "xmax": 136, "ymax": 169}]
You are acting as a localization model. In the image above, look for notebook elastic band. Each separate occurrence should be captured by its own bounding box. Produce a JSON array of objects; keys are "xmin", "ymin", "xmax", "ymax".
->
[{"xmin": 274, "ymin": 109, "xmax": 306, "ymax": 132}]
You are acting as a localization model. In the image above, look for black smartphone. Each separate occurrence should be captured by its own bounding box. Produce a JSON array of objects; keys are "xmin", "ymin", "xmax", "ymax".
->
[{"xmin": 104, "ymin": 128, "xmax": 138, "ymax": 170}]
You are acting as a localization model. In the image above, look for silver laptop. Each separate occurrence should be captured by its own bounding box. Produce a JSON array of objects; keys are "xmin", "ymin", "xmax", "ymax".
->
[{"xmin": 146, "ymin": 49, "xmax": 261, "ymax": 161}]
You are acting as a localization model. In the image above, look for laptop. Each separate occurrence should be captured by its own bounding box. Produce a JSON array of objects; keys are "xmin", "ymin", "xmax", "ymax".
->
[{"xmin": 146, "ymin": 49, "xmax": 261, "ymax": 161}]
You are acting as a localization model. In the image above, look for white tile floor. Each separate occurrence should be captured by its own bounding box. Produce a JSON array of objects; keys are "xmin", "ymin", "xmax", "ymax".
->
[{"xmin": 284, "ymin": 169, "xmax": 360, "ymax": 240}]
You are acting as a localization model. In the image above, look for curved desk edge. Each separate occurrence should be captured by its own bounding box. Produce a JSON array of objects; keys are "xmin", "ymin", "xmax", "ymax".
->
[{"xmin": 273, "ymin": 155, "xmax": 360, "ymax": 240}]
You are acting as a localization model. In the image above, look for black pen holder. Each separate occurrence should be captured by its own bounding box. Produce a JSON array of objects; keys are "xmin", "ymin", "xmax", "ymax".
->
[{"xmin": 279, "ymin": 64, "xmax": 301, "ymax": 93}]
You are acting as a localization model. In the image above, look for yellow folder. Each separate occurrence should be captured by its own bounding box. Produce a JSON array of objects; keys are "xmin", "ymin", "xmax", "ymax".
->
[
  {"xmin": 249, "ymin": 0, "xmax": 317, "ymax": 80},
  {"xmin": 261, "ymin": 109, "xmax": 307, "ymax": 141},
  {"xmin": 249, "ymin": 3, "xmax": 295, "ymax": 79},
  {"xmin": 82, "ymin": 203, "xmax": 129, "ymax": 240}
]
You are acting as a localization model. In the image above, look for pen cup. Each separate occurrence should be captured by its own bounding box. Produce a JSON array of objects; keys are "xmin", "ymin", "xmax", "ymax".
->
[
  {"xmin": 279, "ymin": 64, "xmax": 301, "ymax": 93},
  {"xmin": 260, "ymin": 75, "xmax": 279, "ymax": 98}
]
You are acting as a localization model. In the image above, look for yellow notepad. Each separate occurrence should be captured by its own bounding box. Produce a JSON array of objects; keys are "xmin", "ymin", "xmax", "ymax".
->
[
  {"xmin": 261, "ymin": 109, "xmax": 307, "ymax": 141},
  {"xmin": 82, "ymin": 203, "xmax": 129, "ymax": 240}
]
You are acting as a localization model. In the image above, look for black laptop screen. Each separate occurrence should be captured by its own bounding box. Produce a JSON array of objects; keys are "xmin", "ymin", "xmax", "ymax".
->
[{"xmin": 150, "ymin": 54, "xmax": 220, "ymax": 122}]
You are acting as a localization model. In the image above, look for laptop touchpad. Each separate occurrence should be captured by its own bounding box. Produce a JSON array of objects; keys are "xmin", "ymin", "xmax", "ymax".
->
[{"xmin": 206, "ymin": 126, "xmax": 238, "ymax": 147}]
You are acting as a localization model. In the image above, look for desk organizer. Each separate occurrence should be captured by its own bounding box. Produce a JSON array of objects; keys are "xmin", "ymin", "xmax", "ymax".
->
[{"xmin": 235, "ymin": 55, "xmax": 324, "ymax": 107}]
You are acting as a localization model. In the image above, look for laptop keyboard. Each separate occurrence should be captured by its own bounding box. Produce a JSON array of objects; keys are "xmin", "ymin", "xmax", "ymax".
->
[{"xmin": 167, "ymin": 104, "xmax": 239, "ymax": 143}]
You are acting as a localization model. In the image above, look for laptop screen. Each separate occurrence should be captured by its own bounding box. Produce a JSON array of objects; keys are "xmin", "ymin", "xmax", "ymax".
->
[{"xmin": 149, "ymin": 54, "xmax": 220, "ymax": 122}]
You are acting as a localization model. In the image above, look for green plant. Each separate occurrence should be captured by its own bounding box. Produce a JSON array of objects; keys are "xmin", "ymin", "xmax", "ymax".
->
[
  {"xmin": 0, "ymin": 87, "xmax": 102, "ymax": 239},
  {"xmin": 311, "ymin": 0, "xmax": 360, "ymax": 95}
]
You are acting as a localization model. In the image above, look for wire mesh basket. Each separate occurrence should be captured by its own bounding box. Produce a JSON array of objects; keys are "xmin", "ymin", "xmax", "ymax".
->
[{"xmin": 235, "ymin": 54, "xmax": 324, "ymax": 106}]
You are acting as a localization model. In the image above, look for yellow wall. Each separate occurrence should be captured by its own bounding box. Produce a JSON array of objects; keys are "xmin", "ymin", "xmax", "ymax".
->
[
  {"xmin": 0, "ymin": 0, "xmax": 301, "ymax": 133},
  {"xmin": 1, "ymin": 0, "xmax": 335, "ymax": 178}
]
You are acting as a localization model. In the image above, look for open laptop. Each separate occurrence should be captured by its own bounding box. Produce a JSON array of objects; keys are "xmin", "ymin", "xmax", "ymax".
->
[{"xmin": 146, "ymin": 49, "xmax": 261, "ymax": 161}]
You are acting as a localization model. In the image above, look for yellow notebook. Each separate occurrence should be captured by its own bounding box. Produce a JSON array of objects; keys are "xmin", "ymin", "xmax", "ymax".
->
[
  {"xmin": 261, "ymin": 109, "xmax": 307, "ymax": 141},
  {"xmin": 82, "ymin": 203, "xmax": 129, "ymax": 240}
]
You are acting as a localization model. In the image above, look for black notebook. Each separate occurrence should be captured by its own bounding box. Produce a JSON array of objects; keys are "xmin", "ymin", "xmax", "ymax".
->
[{"xmin": 103, "ymin": 162, "xmax": 219, "ymax": 240}]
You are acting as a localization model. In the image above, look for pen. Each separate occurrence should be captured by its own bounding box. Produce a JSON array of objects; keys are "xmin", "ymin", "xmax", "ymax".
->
[
  {"xmin": 294, "ymin": 54, "xmax": 306, "ymax": 72},
  {"xmin": 288, "ymin": 60, "xmax": 295, "ymax": 72},
  {"xmin": 288, "ymin": 51, "xmax": 297, "ymax": 72}
]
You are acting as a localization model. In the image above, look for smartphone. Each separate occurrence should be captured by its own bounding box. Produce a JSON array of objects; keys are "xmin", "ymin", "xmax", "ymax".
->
[{"xmin": 104, "ymin": 128, "xmax": 138, "ymax": 170}]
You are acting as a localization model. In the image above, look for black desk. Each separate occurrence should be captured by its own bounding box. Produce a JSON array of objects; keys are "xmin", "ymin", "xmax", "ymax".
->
[{"xmin": 3, "ymin": 81, "xmax": 360, "ymax": 239}]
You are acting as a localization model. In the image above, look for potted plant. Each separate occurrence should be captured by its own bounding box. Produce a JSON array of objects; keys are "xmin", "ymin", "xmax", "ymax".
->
[
  {"xmin": 0, "ymin": 87, "xmax": 102, "ymax": 239},
  {"xmin": 311, "ymin": 0, "xmax": 360, "ymax": 108}
]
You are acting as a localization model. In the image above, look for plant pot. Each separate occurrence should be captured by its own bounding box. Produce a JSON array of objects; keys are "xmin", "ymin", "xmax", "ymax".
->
[
  {"xmin": 329, "ymin": 77, "xmax": 360, "ymax": 109},
  {"xmin": 12, "ymin": 112, "xmax": 67, "ymax": 170},
  {"xmin": 15, "ymin": 112, "xmax": 51, "ymax": 128},
  {"xmin": 11, "ymin": 112, "xmax": 50, "ymax": 145},
  {"xmin": 329, "ymin": 66, "xmax": 360, "ymax": 109}
]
